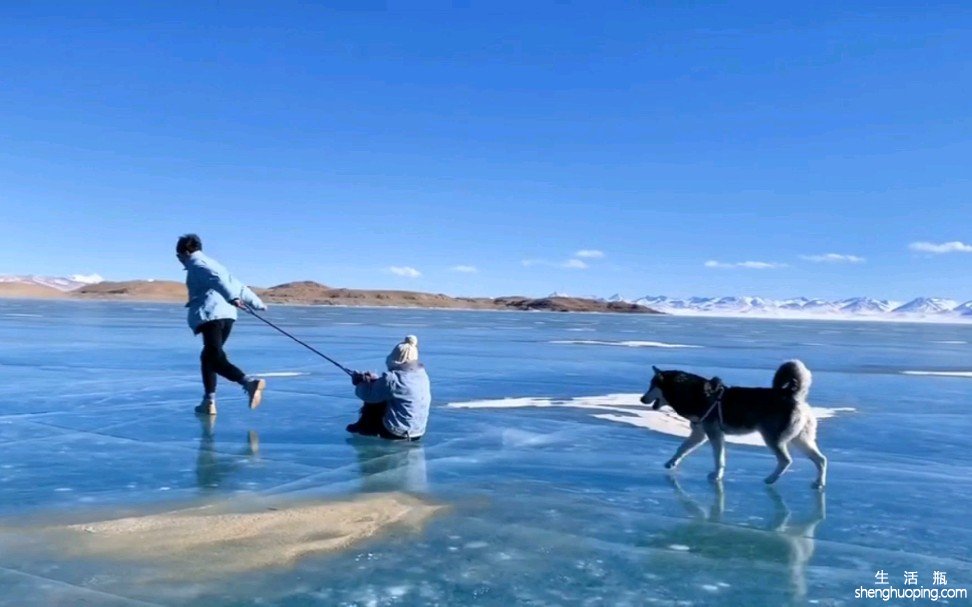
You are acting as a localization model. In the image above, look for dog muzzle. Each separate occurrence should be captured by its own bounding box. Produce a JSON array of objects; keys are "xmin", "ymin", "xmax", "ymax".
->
[{"xmin": 641, "ymin": 387, "xmax": 665, "ymax": 409}]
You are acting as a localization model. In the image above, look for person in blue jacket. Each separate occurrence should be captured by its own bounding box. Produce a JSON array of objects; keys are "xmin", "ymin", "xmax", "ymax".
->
[
  {"xmin": 348, "ymin": 335, "xmax": 431, "ymax": 441},
  {"xmin": 176, "ymin": 234, "xmax": 267, "ymax": 416}
]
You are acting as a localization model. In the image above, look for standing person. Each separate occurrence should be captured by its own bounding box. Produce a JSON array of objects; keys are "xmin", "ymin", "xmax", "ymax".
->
[
  {"xmin": 348, "ymin": 336, "xmax": 431, "ymax": 441},
  {"xmin": 176, "ymin": 234, "xmax": 267, "ymax": 415}
]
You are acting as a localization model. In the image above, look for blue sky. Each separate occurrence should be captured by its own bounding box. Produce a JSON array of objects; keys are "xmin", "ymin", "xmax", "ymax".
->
[{"xmin": 2, "ymin": 2, "xmax": 971, "ymax": 300}]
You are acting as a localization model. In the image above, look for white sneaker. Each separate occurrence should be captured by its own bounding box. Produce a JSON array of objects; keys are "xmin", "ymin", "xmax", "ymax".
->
[
  {"xmin": 244, "ymin": 379, "xmax": 266, "ymax": 410},
  {"xmin": 195, "ymin": 399, "xmax": 217, "ymax": 416}
]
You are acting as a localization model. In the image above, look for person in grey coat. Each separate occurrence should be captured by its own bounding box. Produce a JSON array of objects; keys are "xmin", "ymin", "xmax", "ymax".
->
[
  {"xmin": 348, "ymin": 335, "xmax": 431, "ymax": 441},
  {"xmin": 177, "ymin": 234, "xmax": 267, "ymax": 416}
]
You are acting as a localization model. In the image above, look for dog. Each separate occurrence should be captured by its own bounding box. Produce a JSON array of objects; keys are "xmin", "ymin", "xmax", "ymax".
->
[{"xmin": 640, "ymin": 360, "xmax": 827, "ymax": 489}]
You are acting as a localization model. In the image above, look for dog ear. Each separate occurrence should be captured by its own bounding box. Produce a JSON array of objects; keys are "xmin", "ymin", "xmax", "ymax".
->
[
  {"xmin": 704, "ymin": 377, "xmax": 725, "ymax": 398},
  {"xmin": 652, "ymin": 365, "xmax": 662, "ymax": 375}
]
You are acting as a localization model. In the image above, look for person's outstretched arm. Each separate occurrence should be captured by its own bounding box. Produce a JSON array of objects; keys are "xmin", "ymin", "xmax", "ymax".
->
[
  {"xmin": 238, "ymin": 285, "xmax": 267, "ymax": 311},
  {"xmin": 354, "ymin": 373, "xmax": 393, "ymax": 403}
]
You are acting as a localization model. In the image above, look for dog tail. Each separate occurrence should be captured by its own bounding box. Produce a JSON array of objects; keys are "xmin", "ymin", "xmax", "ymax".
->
[{"xmin": 773, "ymin": 360, "xmax": 812, "ymax": 400}]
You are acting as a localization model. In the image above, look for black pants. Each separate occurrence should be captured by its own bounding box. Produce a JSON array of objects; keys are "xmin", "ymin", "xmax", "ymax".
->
[
  {"xmin": 197, "ymin": 319, "xmax": 246, "ymax": 394},
  {"xmin": 349, "ymin": 402, "xmax": 420, "ymax": 441}
]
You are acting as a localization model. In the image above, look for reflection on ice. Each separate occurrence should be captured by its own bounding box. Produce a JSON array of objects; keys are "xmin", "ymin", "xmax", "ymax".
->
[
  {"xmin": 660, "ymin": 477, "xmax": 825, "ymax": 602},
  {"xmin": 349, "ymin": 438, "xmax": 428, "ymax": 494},
  {"xmin": 195, "ymin": 417, "xmax": 260, "ymax": 490}
]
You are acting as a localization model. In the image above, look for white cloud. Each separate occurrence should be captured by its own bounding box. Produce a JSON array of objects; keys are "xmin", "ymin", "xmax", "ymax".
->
[
  {"xmin": 705, "ymin": 260, "xmax": 787, "ymax": 270},
  {"xmin": 909, "ymin": 241, "xmax": 972, "ymax": 254},
  {"xmin": 522, "ymin": 258, "xmax": 589, "ymax": 270},
  {"xmin": 451, "ymin": 265, "xmax": 478, "ymax": 273},
  {"xmin": 800, "ymin": 253, "xmax": 865, "ymax": 264},
  {"xmin": 575, "ymin": 250, "xmax": 605, "ymax": 259},
  {"xmin": 388, "ymin": 266, "xmax": 422, "ymax": 278}
]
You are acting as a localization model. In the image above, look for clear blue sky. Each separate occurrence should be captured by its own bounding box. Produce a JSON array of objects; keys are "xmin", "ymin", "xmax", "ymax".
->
[{"xmin": 2, "ymin": 1, "xmax": 971, "ymax": 300}]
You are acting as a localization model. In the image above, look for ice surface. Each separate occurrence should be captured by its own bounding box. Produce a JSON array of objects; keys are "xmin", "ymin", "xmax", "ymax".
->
[{"xmin": 0, "ymin": 299, "xmax": 970, "ymax": 606}]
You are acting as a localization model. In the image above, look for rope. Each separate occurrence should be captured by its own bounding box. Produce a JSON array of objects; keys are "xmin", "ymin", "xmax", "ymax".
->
[
  {"xmin": 243, "ymin": 306, "xmax": 354, "ymax": 376},
  {"xmin": 701, "ymin": 386, "xmax": 726, "ymax": 428}
]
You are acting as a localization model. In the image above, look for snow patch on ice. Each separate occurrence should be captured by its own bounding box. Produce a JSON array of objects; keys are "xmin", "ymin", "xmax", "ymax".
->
[
  {"xmin": 446, "ymin": 394, "xmax": 853, "ymax": 446},
  {"xmin": 813, "ymin": 407, "xmax": 856, "ymax": 419},
  {"xmin": 902, "ymin": 371, "xmax": 972, "ymax": 378},
  {"xmin": 255, "ymin": 372, "xmax": 308, "ymax": 378},
  {"xmin": 551, "ymin": 340, "xmax": 701, "ymax": 349}
]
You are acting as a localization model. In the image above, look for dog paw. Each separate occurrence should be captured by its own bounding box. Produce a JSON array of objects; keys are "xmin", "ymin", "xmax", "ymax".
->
[
  {"xmin": 707, "ymin": 471, "xmax": 723, "ymax": 483},
  {"xmin": 812, "ymin": 480, "xmax": 826, "ymax": 490},
  {"xmin": 664, "ymin": 459, "xmax": 678, "ymax": 469},
  {"xmin": 764, "ymin": 475, "xmax": 780, "ymax": 485}
]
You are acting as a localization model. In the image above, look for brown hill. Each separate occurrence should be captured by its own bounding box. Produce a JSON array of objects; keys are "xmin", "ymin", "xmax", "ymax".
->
[
  {"xmin": 262, "ymin": 282, "xmax": 498, "ymax": 309},
  {"xmin": 73, "ymin": 280, "xmax": 186, "ymax": 302},
  {"xmin": 259, "ymin": 284, "xmax": 659, "ymax": 313},
  {"xmin": 258, "ymin": 281, "xmax": 331, "ymax": 301},
  {"xmin": 0, "ymin": 283, "xmax": 67, "ymax": 299},
  {"xmin": 35, "ymin": 278, "xmax": 661, "ymax": 314}
]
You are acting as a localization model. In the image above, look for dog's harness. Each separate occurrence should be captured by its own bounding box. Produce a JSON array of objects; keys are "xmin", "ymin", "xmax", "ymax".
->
[{"xmin": 700, "ymin": 385, "xmax": 727, "ymax": 428}]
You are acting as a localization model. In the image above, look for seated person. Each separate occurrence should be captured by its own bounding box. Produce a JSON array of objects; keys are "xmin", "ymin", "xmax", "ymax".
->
[{"xmin": 348, "ymin": 336, "xmax": 431, "ymax": 441}]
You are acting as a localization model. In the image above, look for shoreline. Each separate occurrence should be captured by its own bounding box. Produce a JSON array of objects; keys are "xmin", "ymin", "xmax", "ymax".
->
[
  {"xmin": 0, "ymin": 295, "xmax": 650, "ymax": 315},
  {"xmin": 2, "ymin": 296, "xmax": 972, "ymax": 325}
]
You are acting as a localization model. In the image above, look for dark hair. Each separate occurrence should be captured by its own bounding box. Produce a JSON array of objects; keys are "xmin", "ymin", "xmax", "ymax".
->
[{"xmin": 176, "ymin": 234, "xmax": 203, "ymax": 256}]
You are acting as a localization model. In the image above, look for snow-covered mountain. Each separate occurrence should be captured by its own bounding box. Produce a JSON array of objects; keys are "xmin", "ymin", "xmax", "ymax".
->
[
  {"xmin": 838, "ymin": 297, "xmax": 898, "ymax": 315},
  {"xmin": 801, "ymin": 299, "xmax": 842, "ymax": 314},
  {"xmin": 891, "ymin": 297, "xmax": 958, "ymax": 315},
  {"xmin": 951, "ymin": 301, "xmax": 972, "ymax": 316},
  {"xmin": 630, "ymin": 294, "xmax": 971, "ymax": 321},
  {"xmin": 0, "ymin": 274, "xmax": 104, "ymax": 292}
]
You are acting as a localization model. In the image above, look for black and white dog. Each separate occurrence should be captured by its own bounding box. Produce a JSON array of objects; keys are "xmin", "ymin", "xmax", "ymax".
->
[{"xmin": 640, "ymin": 360, "xmax": 827, "ymax": 489}]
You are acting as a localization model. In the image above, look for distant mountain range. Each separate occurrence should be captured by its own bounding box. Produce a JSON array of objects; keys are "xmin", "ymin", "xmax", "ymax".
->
[
  {"xmin": 0, "ymin": 275, "xmax": 654, "ymax": 314},
  {"xmin": 3, "ymin": 275, "xmax": 970, "ymax": 320},
  {"xmin": 602, "ymin": 294, "xmax": 972, "ymax": 320}
]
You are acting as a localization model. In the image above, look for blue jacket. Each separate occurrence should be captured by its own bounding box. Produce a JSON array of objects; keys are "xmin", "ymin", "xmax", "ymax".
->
[
  {"xmin": 355, "ymin": 363, "xmax": 431, "ymax": 439},
  {"xmin": 183, "ymin": 251, "xmax": 266, "ymax": 332}
]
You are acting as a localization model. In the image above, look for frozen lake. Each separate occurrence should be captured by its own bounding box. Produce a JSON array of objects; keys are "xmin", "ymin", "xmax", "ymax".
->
[{"xmin": 0, "ymin": 300, "xmax": 970, "ymax": 606}]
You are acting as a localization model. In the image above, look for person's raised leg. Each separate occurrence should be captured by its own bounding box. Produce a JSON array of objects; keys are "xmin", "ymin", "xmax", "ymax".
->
[{"xmin": 213, "ymin": 320, "xmax": 266, "ymax": 409}]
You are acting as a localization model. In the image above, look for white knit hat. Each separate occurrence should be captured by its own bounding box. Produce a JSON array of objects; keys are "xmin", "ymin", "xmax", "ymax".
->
[{"xmin": 386, "ymin": 335, "xmax": 419, "ymax": 369}]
